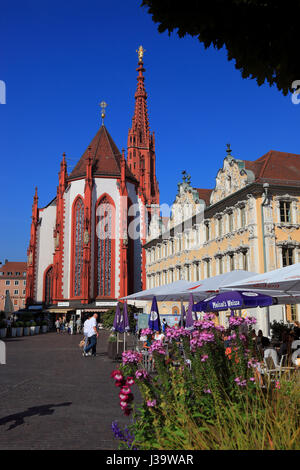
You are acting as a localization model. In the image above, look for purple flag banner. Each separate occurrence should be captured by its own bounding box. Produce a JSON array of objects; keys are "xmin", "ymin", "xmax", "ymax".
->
[
  {"xmin": 180, "ymin": 304, "xmax": 186, "ymax": 327},
  {"xmin": 121, "ymin": 301, "xmax": 130, "ymax": 333},
  {"xmin": 185, "ymin": 294, "xmax": 195, "ymax": 331},
  {"xmin": 148, "ymin": 296, "xmax": 161, "ymax": 332},
  {"xmin": 112, "ymin": 303, "xmax": 121, "ymax": 332}
]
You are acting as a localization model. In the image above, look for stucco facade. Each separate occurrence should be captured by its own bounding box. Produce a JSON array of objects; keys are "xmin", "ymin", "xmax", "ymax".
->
[{"xmin": 145, "ymin": 149, "xmax": 300, "ymax": 333}]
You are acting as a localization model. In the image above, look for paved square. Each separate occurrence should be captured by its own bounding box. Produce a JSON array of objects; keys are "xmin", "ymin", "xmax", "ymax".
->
[{"xmin": 0, "ymin": 330, "xmax": 132, "ymax": 450}]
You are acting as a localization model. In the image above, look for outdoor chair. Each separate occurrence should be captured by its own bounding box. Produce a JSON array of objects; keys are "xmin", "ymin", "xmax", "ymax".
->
[
  {"xmin": 263, "ymin": 348, "xmax": 295, "ymax": 381},
  {"xmin": 291, "ymin": 340, "xmax": 300, "ymax": 351},
  {"xmin": 291, "ymin": 348, "xmax": 300, "ymax": 366},
  {"xmin": 142, "ymin": 350, "xmax": 155, "ymax": 372}
]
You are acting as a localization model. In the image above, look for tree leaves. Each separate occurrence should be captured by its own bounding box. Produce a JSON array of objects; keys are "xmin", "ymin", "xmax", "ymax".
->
[{"xmin": 141, "ymin": 0, "xmax": 300, "ymax": 95}]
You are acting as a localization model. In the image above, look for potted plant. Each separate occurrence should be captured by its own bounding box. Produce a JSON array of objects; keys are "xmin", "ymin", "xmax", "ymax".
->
[
  {"xmin": 0, "ymin": 320, "xmax": 7, "ymax": 338},
  {"xmin": 16, "ymin": 321, "xmax": 24, "ymax": 337},
  {"xmin": 24, "ymin": 321, "xmax": 31, "ymax": 336},
  {"xmin": 107, "ymin": 333, "xmax": 118, "ymax": 359},
  {"xmin": 41, "ymin": 320, "xmax": 48, "ymax": 333},
  {"xmin": 30, "ymin": 321, "xmax": 36, "ymax": 335},
  {"xmin": 35, "ymin": 321, "xmax": 40, "ymax": 335},
  {"xmin": 11, "ymin": 322, "xmax": 17, "ymax": 337}
]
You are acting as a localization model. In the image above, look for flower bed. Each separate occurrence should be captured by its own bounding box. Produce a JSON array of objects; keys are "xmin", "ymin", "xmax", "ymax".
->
[{"xmin": 111, "ymin": 314, "xmax": 300, "ymax": 450}]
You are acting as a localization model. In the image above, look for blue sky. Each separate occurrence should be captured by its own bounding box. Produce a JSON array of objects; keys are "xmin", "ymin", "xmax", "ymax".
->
[{"xmin": 1, "ymin": 0, "xmax": 300, "ymax": 262}]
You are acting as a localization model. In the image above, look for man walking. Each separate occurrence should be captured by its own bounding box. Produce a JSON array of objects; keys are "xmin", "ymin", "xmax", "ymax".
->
[
  {"xmin": 82, "ymin": 315, "xmax": 91, "ymax": 355},
  {"xmin": 83, "ymin": 313, "xmax": 98, "ymax": 357}
]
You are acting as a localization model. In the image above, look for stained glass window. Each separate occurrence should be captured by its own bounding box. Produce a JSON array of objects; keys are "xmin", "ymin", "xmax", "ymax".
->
[
  {"xmin": 74, "ymin": 198, "xmax": 84, "ymax": 297},
  {"xmin": 96, "ymin": 196, "xmax": 114, "ymax": 297},
  {"xmin": 45, "ymin": 266, "xmax": 53, "ymax": 305}
]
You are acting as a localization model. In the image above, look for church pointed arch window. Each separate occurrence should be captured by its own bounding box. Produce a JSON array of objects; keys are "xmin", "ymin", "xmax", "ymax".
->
[
  {"xmin": 71, "ymin": 196, "xmax": 85, "ymax": 297},
  {"xmin": 95, "ymin": 195, "xmax": 115, "ymax": 298},
  {"xmin": 44, "ymin": 265, "xmax": 53, "ymax": 305}
]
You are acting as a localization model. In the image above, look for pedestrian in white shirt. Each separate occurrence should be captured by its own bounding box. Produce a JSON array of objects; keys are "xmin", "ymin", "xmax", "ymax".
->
[
  {"xmin": 83, "ymin": 313, "xmax": 99, "ymax": 357},
  {"xmin": 83, "ymin": 316, "xmax": 91, "ymax": 355}
]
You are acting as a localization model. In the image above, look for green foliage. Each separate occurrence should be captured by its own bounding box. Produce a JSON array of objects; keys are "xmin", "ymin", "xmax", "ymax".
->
[
  {"xmin": 101, "ymin": 304, "xmax": 138, "ymax": 330},
  {"xmin": 108, "ymin": 333, "xmax": 117, "ymax": 342},
  {"xmin": 114, "ymin": 316, "xmax": 300, "ymax": 450},
  {"xmin": 141, "ymin": 0, "xmax": 300, "ymax": 95},
  {"xmin": 16, "ymin": 321, "xmax": 24, "ymax": 327},
  {"xmin": 270, "ymin": 320, "xmax": 291, "ymax": 340}
]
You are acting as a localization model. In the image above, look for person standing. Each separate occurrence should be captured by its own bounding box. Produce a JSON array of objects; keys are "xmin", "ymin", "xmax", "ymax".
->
[
  {"xmin": 82, "ymin": 316, "xmax": 91, "ymax": 354},
  {"xmin": 83, "ymin": 313, "xmax": 99, "ymax": 357},
  {"xmin": 55, "ymin": 318, "xmax": 61, "ymax": 334},
  {"xmin": 76, "ymin": 316, "xmax": 82, "ymax": 334}
]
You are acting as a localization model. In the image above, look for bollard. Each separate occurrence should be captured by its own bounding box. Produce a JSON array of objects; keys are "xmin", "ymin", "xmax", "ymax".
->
[{"xmin": 0, "ymin": 340, "xmax": 6, "ymax": 364}]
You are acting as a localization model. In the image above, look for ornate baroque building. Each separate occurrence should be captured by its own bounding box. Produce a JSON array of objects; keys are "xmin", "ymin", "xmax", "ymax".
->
[
  {"xmin": 25, "ymin": 47, "xmax": 159, "ymax": 316},
  {"xmin": 145, "ymin": 146, "xmax": 300, "ymax": 331}
]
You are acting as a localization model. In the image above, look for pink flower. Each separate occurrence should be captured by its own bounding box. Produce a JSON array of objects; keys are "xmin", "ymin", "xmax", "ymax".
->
[
  {"xmin": 122, "ymin": 350, "xmax": 143, "ymax": 365},
  {"xmin": 146, "ymin": 399, "xmax": 157, "ymax": 407},
  {"xmin": 119, "ymin": 392, "xmax": 128, "ymax": 401},
  {"xmin": 120, "ymin": 400, "xmax": 129, "ymax": 409},
  {"xmin": 201, "ymin": 355, "xmax": 209, "ymax": 362},
  {"xmin": 120, "ymin": 386, "xmax": 131, "ymax": 395},
  {"xmin": 204, "ymin": 388, "xmax": 212, "ymax": 394},
  {"xmin": 135, "ymin": 369, "xmax": 149, "ymax": 380},
  {"xmin": 275, "ymin": 381, "xmax": 280, "ymax": 389},
  {"xmin": 126, "ymin": 376, "xmax": 135, "ymax": 386}
]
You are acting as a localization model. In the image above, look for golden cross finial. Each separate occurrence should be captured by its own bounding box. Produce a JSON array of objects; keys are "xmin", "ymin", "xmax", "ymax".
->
[
  {"xmin": 136, "ymin": 45, "xmax": 146, "ymax": 63},
  {"xmin": 99, "ymin": 100, "xmax": 108, "ymax": 125}
]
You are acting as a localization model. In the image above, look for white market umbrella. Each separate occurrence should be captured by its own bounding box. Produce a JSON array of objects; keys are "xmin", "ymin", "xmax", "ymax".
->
[
  {"xmin": 222, "ymin": 263, "xmax": 300, "ymax": 299},
  {"xmin": 121, "ymin": 280, "xmax": 199, "ymax": 301},
  {"xmin": 175, "ymin": 270, "xmax": 258, "ymax": 301}
]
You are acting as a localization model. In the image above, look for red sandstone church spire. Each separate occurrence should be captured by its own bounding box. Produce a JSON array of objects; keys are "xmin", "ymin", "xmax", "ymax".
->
[
  {"xmin": 25, "ymin": 187, "xmax": 39, "ymax": 306},
  {"xmin": 127, "ymin": 45, "xmax": 159, "ymax": 207}
]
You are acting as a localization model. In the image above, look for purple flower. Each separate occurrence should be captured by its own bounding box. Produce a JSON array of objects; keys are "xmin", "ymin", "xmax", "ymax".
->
[
  {"xmin": 122, "ymin": 350, "xmax": 143, "ymax": 365},
  {"xmin": 135, "ymin": 369, "xmax": 149, "ymax": 380},
  {"xmin": 146, "ymin": 399, "xmax": 157, "ymax": 407}
]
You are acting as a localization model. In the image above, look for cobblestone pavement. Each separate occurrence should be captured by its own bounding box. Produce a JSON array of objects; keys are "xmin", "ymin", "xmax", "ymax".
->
[{"xmin": 0, "ymin": 330, "xmax": 134, "ymax": 450}]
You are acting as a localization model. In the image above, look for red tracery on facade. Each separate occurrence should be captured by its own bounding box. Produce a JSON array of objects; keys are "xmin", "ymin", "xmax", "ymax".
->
[
  {"xmin": 25, "ymin": 187, "xmax": 39, "ymax": 306},
  {"xmin": 127, "ymin": 55, "xmax": 160, "ymax": 208},
  {"xmin": 94, "ymin": 193, "xmax": 116, "ymax": 299},
  {"xmin": 43, "ymin": 264, "xmax": 54, "ymax": 305},
  {"xmin": 52, "ymin": 153, "xmax": 67, "ymax": 303},
  {"xmin": 70, "ymin": 195, "xmax": 85, "ymax": 300}
]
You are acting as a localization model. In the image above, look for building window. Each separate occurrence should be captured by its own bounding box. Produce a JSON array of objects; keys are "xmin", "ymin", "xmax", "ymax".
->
[
  {"xmin": 228, "ymin": 212, "xmax": 234, "ymax": 233},
  {"xmin": 14, "ymin": 290, "xmax": 19, "ymax": 295},
  {"xmin": 15, "ymin": 272, "xmax": 21, "ymax": 276},
  {"xmin": 205, "ymin": 260, "xmax": 211, "ymax": 278},
  {"xmin": 218, "ymin": 218, "xmax": 223, "ymax": 237},
  {"xmin": 280, "ymin": 201, "xmax": 291, "ymax": 223},
  {"xmin": 205, "ymin": 222, "xmax": 210, "ymax": 242},
  {"xmin": 24, "ymin": 280, "xmax": 26, "ymax": 285},
  {"xmin": 14, "ymin": 281, "xmax": 19, "ymax": 286},
  {"xmin": 186, "ymin": 265, "xmax": 190, "ymax": 281},
  {"xmin": 44, "ymin": 266, "xmax": 53, "ymax": 305},
  {"xmin": 282, "ymin": 247, "xmax": 294, "ymax": 267},
  {"xmin": 229, "ymin": 254, "xmax": 235, "ymax": 271},
  {"xmin": 23, "ymin": 290, "xmax": 26, "ymax": 295},
  {"xmin": 72, "ymin": 197, "xmax": 85, "ymax": 297},
  {"xmin": 291, "ymin": 305, "xmax": 298, "ymax": 322},
  {"xmin": 240, "ymin": 206, "xmax": 246, "ymax": 228},
  {"xmin": 172, "ymin": 306, "xmax": 179, "ymax": 315},
  {"xmin": 95, "ymin": 195, "xmax": 115, "ymax": 298},
  {"xmin": 218, "ymin": 257, "xmax": 223, "ymax": 274},
  {"xmin": 5, "ymin": 281, "xmax": 10, "ymax": 285},
  {"xmin": 5, "ymin": 290, "xmax": 9, "ymax": 295},
  {"xmin": 242, "ymin": 251, "xmax": 248, "ymax": 271}
]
